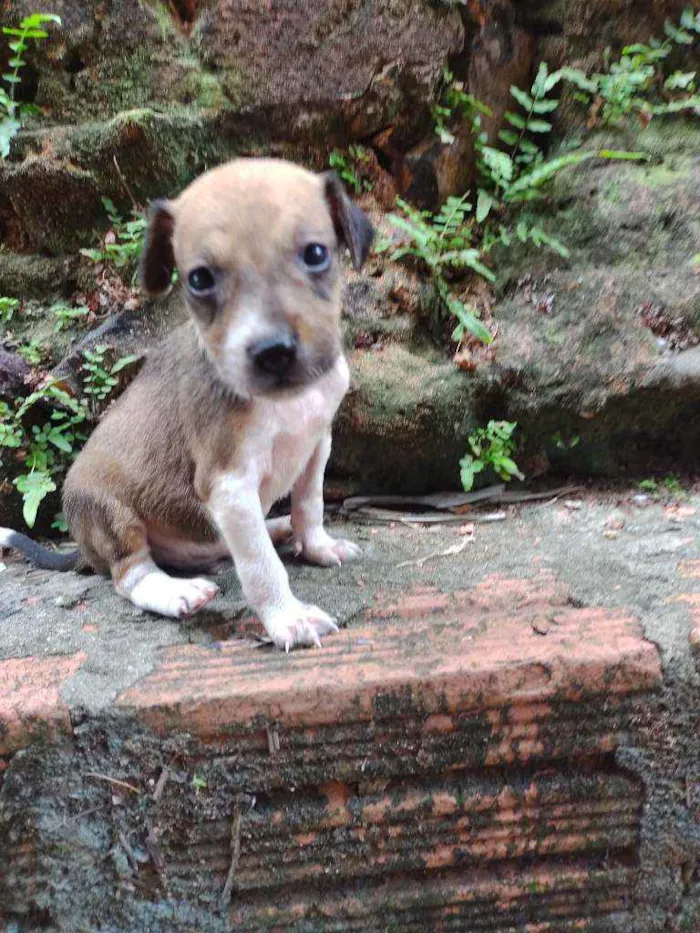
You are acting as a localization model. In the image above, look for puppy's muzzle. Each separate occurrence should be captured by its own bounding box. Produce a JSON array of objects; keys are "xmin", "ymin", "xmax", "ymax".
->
[{"xmin": 248, "ymin": 332, "xmax": 298, "ymax": 377}]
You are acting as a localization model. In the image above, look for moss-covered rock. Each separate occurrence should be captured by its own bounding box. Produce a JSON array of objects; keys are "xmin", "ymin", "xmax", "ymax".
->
[{"xmin": 333, "ymin": 343, "xmax": 478, "ymax": 492}]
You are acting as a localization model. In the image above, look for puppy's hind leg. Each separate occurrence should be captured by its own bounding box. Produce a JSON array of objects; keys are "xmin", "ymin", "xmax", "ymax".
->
[
  {"xmin": 266, "ymin": 515, "xmax": 293, "ymax": 546},
  {"xmin": 70, "ymin": 493, "xmax": 219, "ymax": 619},
  {"xmin": 114, "ymin": 553, "xmax": 219, "ymax": 618}
]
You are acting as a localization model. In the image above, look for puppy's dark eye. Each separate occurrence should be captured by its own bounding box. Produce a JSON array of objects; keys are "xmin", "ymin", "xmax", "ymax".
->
[
  {"xmin": 301, "ymin": 243, "xmax": 331, "ymax": 272},
  {"xmin": 187, "ymin": 266, "xmax": 216, "ymax": 295}
]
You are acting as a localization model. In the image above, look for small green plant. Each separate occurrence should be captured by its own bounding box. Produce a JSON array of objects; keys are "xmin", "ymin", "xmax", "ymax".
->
[
  {"xmin": 1, "ymin": 13, "xmax": 60, "ymax": 158},
  {"xmin": 328, "ymin": 145, "xmax": 373, "ymax": 194},
  {"xmin": 191, "ymin": 775, "xmax": 208, "ymax": 791},
  {"xmin": 81, "ymin": 346, "xmax": 139, "ymax": 402},
  {"xmin": 385, "ymin": 65, "xmax": 645, "ymax": 346},
  {"xmin": 473, "ymin": 62, "xmax": 648, "ymax": 255},
  {"xmin": 552, "ymin": 431, "xmax": 580, "ymax": 450},
  {"xmin": 432, "ymin": 67, "xmax": 492, "ymax": 145},
  {"xmin": 639, "ymin": 478, "xmax": 659, "ymax": 493},
  {"xmin": 662, "ymin": 473, "xmax": 685, "ymax": 496},
  {"xmin": 51, "ymin": 512, "xmax": 68, "ymax": 533},
  {"xmin": 382, "ymin": 194, "xmax": 494, "ymax": 343},
  {"xmin": 0, "ymin": 382, "xmax": 88, "ymax": 527},
  {"xmin": 561, "ymin": 8, "xmax": 700, "ymax": 125},
  {"xmin": 460, "ymin": 420, "xmax": 524, "ymax": 492},
  {"xmin": 51, "ymin": 301, "xmax": 89, "ymax": 333},
  {"xmin": 0, "ymin": 295, "xmax": 19, "ymax": 324},
  {"xmin": 80, "ymin": 197, "xmax": 148, "ymax": 279},
  {"xmin": 17, "ymin": 338, "xmax": 45, "ymax": 365}
]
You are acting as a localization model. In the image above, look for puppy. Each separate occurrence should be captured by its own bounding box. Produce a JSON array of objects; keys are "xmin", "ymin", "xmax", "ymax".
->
[{"xmin": 1, "ymin": 158, "xmax": 374, "ymax": 651}]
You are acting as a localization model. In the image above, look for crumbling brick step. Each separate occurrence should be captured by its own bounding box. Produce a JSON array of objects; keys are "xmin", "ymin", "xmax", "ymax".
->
[
  {"xmin": 100, "ymin": 573, "xmax": 661, "ymax": 931},
  {"xmin": 165, "ymin": 771, "xmax": 641, "ymax": 888},
  {"xmin": 0, "ymin": 573, "xmax": 663, "ymax": 930},
  {"xmin": 230, "ymin": 862, "xmax": 636, "ymax": 931}
]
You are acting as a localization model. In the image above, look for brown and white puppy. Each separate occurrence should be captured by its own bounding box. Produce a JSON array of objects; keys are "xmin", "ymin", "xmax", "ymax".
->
[{"xmin": 2, "ymin": 158, "xmax": 374, "ymax": 651}]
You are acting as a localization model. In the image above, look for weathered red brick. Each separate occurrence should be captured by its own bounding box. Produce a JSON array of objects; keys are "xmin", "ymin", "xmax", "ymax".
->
[
  {"xmin": 679, "ymin": 559, "xmax": 700, "ymax": 579},
  {"xmin": 118, "ymin": 573, "xmax": 661, "ymax": 739},
  {"xmin": 0, "ymin": 653, "xmax": 86, "ymax": 756}
]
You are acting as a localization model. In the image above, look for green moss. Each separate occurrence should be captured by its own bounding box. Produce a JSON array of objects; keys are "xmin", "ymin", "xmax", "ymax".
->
[
  {"xmin": 144, "ymin": 0, "xmax": 181, "ymax": 40},
  {"xmin": 642, "ymin": 159, "xmax": 694, "ymax": 187},
  {"xmin": 602, "ymin": 179, "xmax": 622, "ymax": 202}
]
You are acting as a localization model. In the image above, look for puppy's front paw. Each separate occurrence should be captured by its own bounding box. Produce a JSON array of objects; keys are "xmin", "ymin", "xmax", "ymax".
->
[
  {"xmin": 295, "ymin": 531, "xmax": 361, "ymax": 568},
  {"xmin": 264, "ymin": 600, "xmax": 339, "ymax": 652}
]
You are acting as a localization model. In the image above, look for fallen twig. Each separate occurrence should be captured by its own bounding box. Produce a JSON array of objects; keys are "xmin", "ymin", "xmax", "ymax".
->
[
  {"xmin": 342, "ymin": 484, "xmax": 584, "ymax": 520},
  {"xmin": 266, "ymin": 725, "xmax": 281, "ymax": 756},
  {"xmin": 350, "ymin": 507, "xmax": 507, "ymax": 525},
  {"xmin": 341, "ymin": 485, "xmax": 505, "ymax": 514},
  {"xmin": 118, "ymin": 830, "xmax": 139, "ymax": 872},
  {"xmin": 145, "ymin": 824, "xmax": 166, "ymax": 874},
  {"xmin": 219, "ymin": 801, "xmax": 243, "ymax": 908},
  {"xmin": 151, "ymin": 767, "xmax": 169, "ymax": 802},
  {"xmin": 397, "ymin": 539, "xmax": 471, "ymax": 569},
  {"xmin": 84, "ymin": 772, "xmax": 141, "ymax": 795}
]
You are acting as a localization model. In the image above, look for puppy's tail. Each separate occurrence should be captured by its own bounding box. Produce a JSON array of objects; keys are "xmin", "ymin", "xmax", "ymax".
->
[{"xmin": 0, "ymin": 527, "xmax": 81, "ymax": 571}]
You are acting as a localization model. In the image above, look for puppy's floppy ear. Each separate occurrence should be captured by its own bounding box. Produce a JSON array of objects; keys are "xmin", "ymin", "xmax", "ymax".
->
[
  {"xmin": 322, "ymin": 171, "xmax": 374, "ymax": 271},
  {"xmin": 139, "ymin": 199, "xmax": 176, "ymax": 297}
]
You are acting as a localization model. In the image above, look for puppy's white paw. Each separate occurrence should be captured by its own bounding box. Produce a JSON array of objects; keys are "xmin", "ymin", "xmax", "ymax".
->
[
  {"xmin": 125, "ymin": 572, "xmax": 219, "ymax": 618},
  {"xmin": 170, "ymin": 577, "xmax": 220, "ymax": 617},
  {"xmin": 263, "ymin": 600, "xmax": 339, "ymax": 652},
  {"xmin": 295, "ymin": 532, "xmax": 361, "ymax": 568}
]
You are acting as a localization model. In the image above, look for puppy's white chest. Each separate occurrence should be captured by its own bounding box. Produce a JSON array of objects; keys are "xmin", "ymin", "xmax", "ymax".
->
[{"xmin": 251, "ymin": 361, "xmax": 348, "ymax": 508}]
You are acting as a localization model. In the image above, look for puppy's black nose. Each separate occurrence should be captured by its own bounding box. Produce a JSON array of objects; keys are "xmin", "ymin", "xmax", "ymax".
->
[{"xmin": 248, "ymin": 333, "xmax": 298, "ymax": 375}]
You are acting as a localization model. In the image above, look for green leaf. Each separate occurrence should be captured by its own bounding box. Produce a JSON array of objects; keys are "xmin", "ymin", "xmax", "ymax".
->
[
  {"xmin": 13, "ymin": 471, "xmax": 56, "ymax": 528},
  {"xmin": 2, "ymin": 74, "xmax": 21, "ymax": 84},
  {"xmin": 21, "ymin": 13, "xmax": 61, "ymax": 26},
  {"xmin": 47, "ymin": 429, "xmax": 73, "ymax": 453},
  {"xmin": 532, "ymin": 97, "xmax": 559, "ymax": 113},
  {"xmin": 532, "ymin": 62, "xmax": 550, "ymax": 97},
  {"xmin": 532, "ymin": 228, "xmax": 570, "ymax": 258},
  {"xmin": 643, "ymin": 96, "xmax": 700, "ymax": 114},
  {"xmin": 680, "ymin": 8, "xmax": 700, "ymax": 33},
  {"xmin": 505, "ymin": 110, "xmax": 526, "ymax": 129},
  {"xmin": 110, "ymin": 354, "xmax": 140, "ymax": 375},
  {"xmin": 517, "ymin": 138, "xmax": 540, "ymax": 155},
  {"xmin": 436, "ymin": 126, "xmax": 455, "ymax": 144},
  {"xmin": 442, "ymin": 249, "xmax": 496, "ymax": 282},
  {"xmin": 476, "ymin": 188, "xmax": 495, "ymax": 224},
  {"xmin": 449, "ymin": 297, "xmax": 493, "ymax": 343},
  {"xmin": 664, "ymin": 20, "xmax": 694, "ymax": 43},
  {"xmin": 79, "ymin": 247, "xmax": 106, "ymax": 262},
  {"xmin": 497, "ymin": 456, "xmax": 525, "ymax": 480},
  {"xmin": 459, "ymin": 457, "xmax": 475, "ymax": 492},
  {"xmin": 556, "ymin": 66, "xmax": 598, "ymax": 94},
  {"xmin": 510, "ymin": 86, "xmax": 533, "ymax": 109},
  {"xmin": 498, "ymin": 129, "xmax": 519, "ymax": 146},
  {"xmin": 482, "ymin": 146, "xmax": 515, "ymax": 183},
  {"xmin": 0, "ymin": 117, "xmax": 20, "ymax": 159},
  {"xmin": 527, "ymin": 118, "xmax": 553, "ymax": 133},
  {"xmin": 504, "ymin": 150, "xmax": 597, "ymax": 198},
  {"xmin": 664, "ymin": 71, "xmax": 696, "ymax": 90}
]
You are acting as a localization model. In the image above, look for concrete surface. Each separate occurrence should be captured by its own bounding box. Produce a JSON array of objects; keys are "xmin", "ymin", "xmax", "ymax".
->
[{"xmin": 1, "ymin": 486, "xmax": 699, "ymax": 931}]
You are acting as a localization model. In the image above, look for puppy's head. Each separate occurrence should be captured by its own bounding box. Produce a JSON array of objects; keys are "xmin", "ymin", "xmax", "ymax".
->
[{"xmin": 140, "ymin": 159, "xmax": 373, "ymax": 397}]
